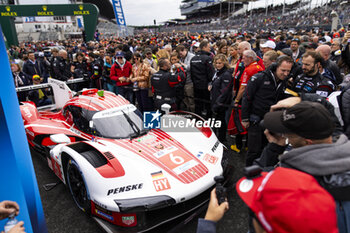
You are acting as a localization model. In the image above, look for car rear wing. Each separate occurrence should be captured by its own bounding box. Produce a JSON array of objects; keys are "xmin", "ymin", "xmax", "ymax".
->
[{"xmin": 16, "ymin": 78, "xmax": 85, "ymax": 110}]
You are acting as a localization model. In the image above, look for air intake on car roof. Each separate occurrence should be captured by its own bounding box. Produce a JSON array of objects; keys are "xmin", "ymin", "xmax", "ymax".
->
[{"xmin": 104, "ymin": 152, "xmax": 115, "ymax": 160}]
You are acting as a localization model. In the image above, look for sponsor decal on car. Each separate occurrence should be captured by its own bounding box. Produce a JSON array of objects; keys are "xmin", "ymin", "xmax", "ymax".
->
[
  {"xmin": 51, "ymin": 158, "xmax": 63, "ymax": 181},
  {"xmin": 122, "ymin": 216, "xmax": 135, "ymax": 226},
  {"xmin": 22, "ymin": 106, "xmax": 32, "ymax": 118},
  {"xmin": 151, "ymin": 171, "xmax": 171, "ymax": 192},
  {"xmin": 153, "ymin": 146, "xmax": 198, "ymax": 175},
  {"xmin": 203, "ymin": 154, "xmax": 218, "ymax": 165},
  {"xmin": 96, "ymin": 210, "xmax": 114, "ymax": 221},
  {"xmin": 25, "ymin": 128, "xmax": 34, "ymax": 137},
  {"xmin": 196, "ymin": 151, "xmax": 204, "ymax": 158},
  {"xmin": 70, "ymin": 126, "xmax": 81, "ymax": 135},
  {"xmin": 211, "ymin": 140, "xmax": 220, "ymax": 152},
  {"xmin": 154, "ymin": 143, "xmax": 164, "ymax": 150},
  {"xmin": 136, "ymin": 134, "xmax": 157, "ymax": 145},
  {"xmin": 93, "ymin": 199, "xmax": 108, "ymax": 209},
  {"xmin": 107, "ymin": 183, "xmax": 143, "ymax": 196}
]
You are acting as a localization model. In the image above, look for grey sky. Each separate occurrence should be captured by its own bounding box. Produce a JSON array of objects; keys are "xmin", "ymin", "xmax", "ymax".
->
[
  {"xmin": 116, "ymin": 0, "xmax": 328, "ymax": 26},
  {"xmin": 120, "ymin": 0, "xmax": 183, "ymax": 26}
]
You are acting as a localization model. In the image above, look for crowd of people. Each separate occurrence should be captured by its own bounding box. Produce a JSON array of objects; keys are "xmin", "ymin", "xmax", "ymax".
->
[{"xmin": 7, "ymin": 25, "xmax": 350, "ymax": 233}]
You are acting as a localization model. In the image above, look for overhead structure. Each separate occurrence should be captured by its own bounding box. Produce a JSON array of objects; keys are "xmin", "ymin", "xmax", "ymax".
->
[{"xmin": 0, "ymin": 4, "xmax": 99, "ymax": 46}]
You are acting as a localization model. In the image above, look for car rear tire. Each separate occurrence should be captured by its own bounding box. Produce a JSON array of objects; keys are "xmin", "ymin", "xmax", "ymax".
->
[{"xmin": 66, "ymin": 158, "xmax": 91, "ymax": 213}]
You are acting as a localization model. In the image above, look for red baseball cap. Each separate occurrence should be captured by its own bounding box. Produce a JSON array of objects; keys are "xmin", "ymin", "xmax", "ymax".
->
[{"xmin": 236, "ymin": 167, "xmax": 338, "ymax": 233}]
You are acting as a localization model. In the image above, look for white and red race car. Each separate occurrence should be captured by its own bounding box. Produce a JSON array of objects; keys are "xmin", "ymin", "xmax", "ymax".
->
[{"xmin": 18, "ymin": 79, "xmax": 230, "ymax": 232}]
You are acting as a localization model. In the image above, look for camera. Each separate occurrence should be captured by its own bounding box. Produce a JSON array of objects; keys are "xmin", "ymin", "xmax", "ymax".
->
[
  {"xmin": 214, "ymin": 176, "xmax": 227, "ymax": 205},
  {"xmin": 244, "ymin": 165, "xmax": 262, "ymax": 179}
]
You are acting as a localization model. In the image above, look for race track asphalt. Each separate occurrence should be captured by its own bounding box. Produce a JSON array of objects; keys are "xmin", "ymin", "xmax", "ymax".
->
[{"xmin": 31, "ymin": 136, "xmax": 248, "ymax": 233}]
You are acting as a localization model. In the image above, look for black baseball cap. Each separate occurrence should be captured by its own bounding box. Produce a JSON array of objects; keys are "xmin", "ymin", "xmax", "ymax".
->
[{"xmin": 263, "ymin": 101, "xmax": 334, "ymax": 139}]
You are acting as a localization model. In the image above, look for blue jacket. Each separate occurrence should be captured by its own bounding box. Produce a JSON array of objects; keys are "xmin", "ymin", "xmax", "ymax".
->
[{"xmin": 196, "ymin": 218, "xmax": 217, "ymax": 233}]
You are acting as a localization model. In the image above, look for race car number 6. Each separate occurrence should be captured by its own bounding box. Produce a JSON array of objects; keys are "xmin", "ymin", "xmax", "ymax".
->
[{"xmin": 169, "ymin": 153, "xmax": 185, "ymax": 165}]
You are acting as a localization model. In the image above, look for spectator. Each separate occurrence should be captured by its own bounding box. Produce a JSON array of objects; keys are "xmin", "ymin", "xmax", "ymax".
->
[
  {"xmin": 52, "ymin": 50, "xmax": 73, "ymax": 81},
  {"xmin": 28, "ymin": 75, "xmax": 52, "ymax": 107},
  {"xmin": 156, "ymin": 49, "xmax": 170, "ymax": 61},
  {"xmin": 275, "ymin": 35, "xmax": 289, "ymax": 51},
  {"xmin": 103, "ymin": 55, "xmax": 115, "ymax": 92},
  {"xmin": 164, "ymin": 44, "xmax": 172, "ymax": 55},
  {"xmin": 176, "ymin": 44, "xmax": 195, "ymax": 112},
  {"xmin": 260, "ymin": 40, "xmax": 276, "ymax": 55},
  {"xmin": 22, "ymin": 51, "xmax": 46, "ymax": 82},
  {"xmin": 262, "ymin": 50, "xmax": 278, "ymax": 69},
  {"xmin": 292, "ymin": 51, "xmax": 335, "ymax": 97},
  {"xmin": 290, "ymin": 38, "xmax": 304, "ymax": 63},
  {"xmin": 70, "ymin": 52, "xmax": 89, "ymax": 91},
  {"xmin": 209, "ymin": 54, "xmax": 233, "ymax": 142},
  {"xmin": 87, "ymin": 52, "xmax": 103, "ymax": 89},
  {"xmin": 49, "ymin": 48, "xmax": 59, "ymax": 78},
  {"xmin": 11, "ymin": 63, "xmax": 31, "ymax": 102},
  {"xmin": 258, "ymin": 100, "xmax": 350, "ymax": 232},
  {"xmin": 110, "ymin": 51, "xmax": 133, "ymax": 102},
  {"xmin": 190, "ymin": 40, "xmax": 215, "ymax": 118},
  {"xmin": 316, "ymin": 44, "xmax": 343, "ymax": 85},
  {"xmin": 130, "ymin": 52, "xmax": 153, "ymax": 113},
  {"xmin": 229, "ymin": 42, "xmax": 256, "ymax": 152},
  {"xmin": 217, "ymin": 43, "xmax": 228, "ymax": 55},
  {"xmin": 36, "ymin": 52, "xmax": 50, "ymax": 83},
  {"xmin": 170, "ymin": 51, "xmax": 186, "ymax": 110},
  {"xmin": 151, "ymin": 58, "xmax": 185, "ymax": 110},
  {"xmin": 227, "ymin": 43, "xmax": 239, "ymax": 69},
  {"xmin": 143, "ymin": 48, "xmax": 157, "ymax": 72},
  {"xmin": 330, "ymin": 38, "xmax": 342, "ymax": 64},
  {"xmin": 242, "ymin": 55, "xmax": 293, "ymax": 166},
  {"xmin": 280, "ymin": 48, "xmax": 303, "ymax": 80},
  {"xmin": 229, "ymin": 49, "xmax": 264, "ymax": 153}
]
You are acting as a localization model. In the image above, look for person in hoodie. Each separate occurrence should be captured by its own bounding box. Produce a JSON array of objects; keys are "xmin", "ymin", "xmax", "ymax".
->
[
  {"xmin": 110, "ymin": 51, "xmax": 133, "ymax": 102},
  {"xmin": 103, "ymin": 55, "xmax": 114, "ymax": 92},
  {"xmin": 257, "ymin": 99, "xmax": 350, "ymax": 233},
  {"xmin": 209, "ymin": 54, "xmax": 233, "ymax": 143}
]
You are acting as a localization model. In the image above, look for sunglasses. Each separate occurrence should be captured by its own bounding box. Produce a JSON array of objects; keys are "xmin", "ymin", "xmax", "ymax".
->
[{"xmin": 117, "ymin": 57, "xmax": 124, "ymax": 59}]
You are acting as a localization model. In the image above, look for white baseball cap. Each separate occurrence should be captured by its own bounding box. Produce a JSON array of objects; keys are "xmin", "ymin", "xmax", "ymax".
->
[{"xmin": 260, "ymin": 40, "xmax": 276, "ymax": 49}]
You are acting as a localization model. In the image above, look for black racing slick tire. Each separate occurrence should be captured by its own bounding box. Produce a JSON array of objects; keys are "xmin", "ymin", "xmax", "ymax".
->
[{"xmin": 66, "ymin": 158, "xmax": 91, "ymax": 213}]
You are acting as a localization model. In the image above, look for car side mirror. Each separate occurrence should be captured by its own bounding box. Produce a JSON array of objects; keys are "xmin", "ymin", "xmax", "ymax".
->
[
  {"xmin": 50, "ymin": 134, "xmax": 71, "ymax": 144},
  {"xmin": 161, "ymin": 104, "xmax": 171, "ymax": 114}
]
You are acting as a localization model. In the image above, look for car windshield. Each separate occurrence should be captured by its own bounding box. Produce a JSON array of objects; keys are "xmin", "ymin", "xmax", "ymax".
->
[{"xmin": 92, "ymin": 104, "xmax": 146, "ymax": 139}]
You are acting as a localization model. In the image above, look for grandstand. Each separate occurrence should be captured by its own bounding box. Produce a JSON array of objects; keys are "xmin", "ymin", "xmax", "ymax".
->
[
  {"xmin": 156, "ymin": 0, "xmax": 350, "ymax": 33},
  {"xmin": 180, "ymin": 0, "xmax": 246, "ymax": 23}
]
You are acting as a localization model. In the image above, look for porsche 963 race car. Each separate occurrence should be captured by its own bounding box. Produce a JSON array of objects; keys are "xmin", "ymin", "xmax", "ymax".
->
[{"xmin": 18, "ymin": 78, "xmax": 231, "ymax": 232}]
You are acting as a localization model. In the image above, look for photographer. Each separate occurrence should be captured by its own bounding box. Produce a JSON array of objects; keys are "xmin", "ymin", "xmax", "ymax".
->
[
  {"xmin": 255, "ymin": 98, "xmax": 350, "ymax": 233},
  {"xmin": 197, "ymin": 167, "xmax": 339, "ymax": 233}
]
